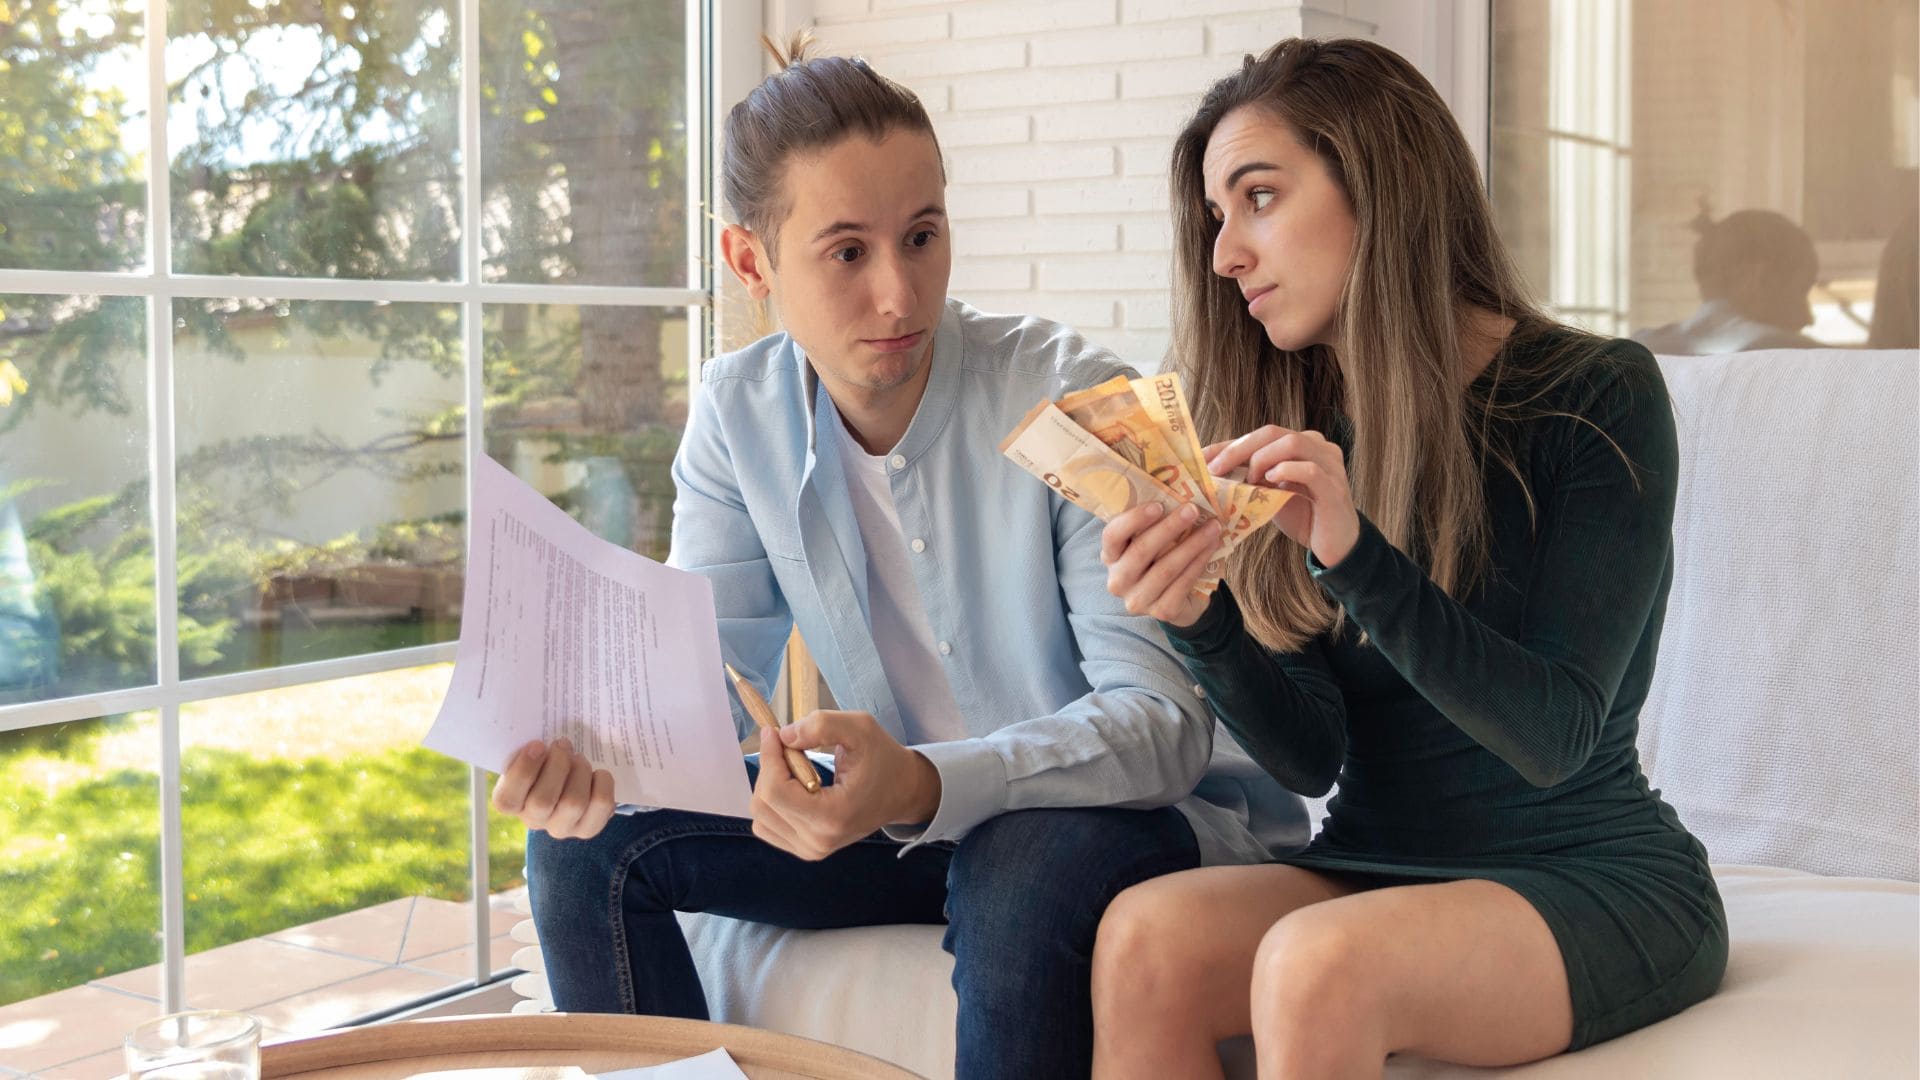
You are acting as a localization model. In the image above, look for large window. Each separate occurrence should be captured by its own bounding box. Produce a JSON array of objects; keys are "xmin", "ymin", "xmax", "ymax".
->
[
  {"xmin": 0, "ymin": 0, "xmax": 706, "ymax": 1065},
  {"xmin": 1490, "ymin": 0, "xmax": 1918, "ymax": 352}
]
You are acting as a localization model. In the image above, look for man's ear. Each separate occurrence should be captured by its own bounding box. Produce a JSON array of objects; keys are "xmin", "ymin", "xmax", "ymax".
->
[{"xmin": 720, "ymin": 224, "xmax": 774, "ymax": 301}]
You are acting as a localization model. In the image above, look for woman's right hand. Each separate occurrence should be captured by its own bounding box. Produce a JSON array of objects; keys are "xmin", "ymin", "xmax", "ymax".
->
[{"xmin": 1101, "ymin": 501, "xmax": 1223, "ymax": 628}]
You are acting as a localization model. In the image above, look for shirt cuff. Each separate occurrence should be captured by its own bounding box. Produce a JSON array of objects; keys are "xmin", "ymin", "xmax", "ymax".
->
[{"xmin": 880, "ymin": 737, "xmax": 1009, "ymax": 854}]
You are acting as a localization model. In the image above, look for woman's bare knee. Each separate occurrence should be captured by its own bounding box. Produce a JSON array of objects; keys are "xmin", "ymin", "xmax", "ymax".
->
[
  {"xmin": 1253, "ymin": 906, "xmax": 1386, "ymax": 1036},
  {"xmin": 1248, "ymin": 881, "xmax": 1577, "ymax": 1072},
  {"xmin": 1254, "ymin": 906, "xmax": 1363, "ymax": 999},
  {"xmin": 1094, "ymin": 880, "xmax": 1204, "ymax": 1026}
]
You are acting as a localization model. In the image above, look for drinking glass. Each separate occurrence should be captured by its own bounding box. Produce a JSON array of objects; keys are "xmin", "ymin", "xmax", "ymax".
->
[{"xmin": 125, "ymin": 1010, "xmax": 261, "ymax": 1080}]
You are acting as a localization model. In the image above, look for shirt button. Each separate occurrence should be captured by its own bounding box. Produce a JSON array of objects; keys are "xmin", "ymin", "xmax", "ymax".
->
[
  {"xmin": 938, "ymin": 641, "xmax": 952, "ymax": 656},
  {"xmin": 889, "ymin": 454, "xmax": 907, "ymax": 470},
  {"xmin": 1192, "ymin": 684, "xmax": 1207, "ymax": 700},
  {"xmin": 910, "ymin": 538, "xmax": 926, "ymax": 554}
]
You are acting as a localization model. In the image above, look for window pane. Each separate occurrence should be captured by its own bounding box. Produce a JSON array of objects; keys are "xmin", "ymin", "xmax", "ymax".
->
[
  {"xmin": 171, "ymin": 298, "xmax": 463, "ymax": 677},
  {"xmin": 0, "ymin": 714, "xmax": 160, "ymax": 1075},
  {"xmin": 0, "ymin": 0, "xmax": 148, "ymax": 272},
  {"xmin": 167, "ymin": 1, "xmax": 460, "ymax": 281},
  {"xmin": 483, "ymin": 304, "xmax": 691, "ymax": 561},
  {"xmin": 1546, "ymin": 138, "xmax": 1628, "ymax": 334},
  {"xmin": 479, "ymin": 1, "xmax": 691, "ymax": 287},
  {"xmin": 1491, "ymin": 0, "xmax": 1920, "ymax": 353},
  {"xmin": 0, "ymin": 294, "xmax": 153, "ymax": 704},
  {"xmin": 175, "ymin": 665, "xmax": 523, "ymax": 1037}
]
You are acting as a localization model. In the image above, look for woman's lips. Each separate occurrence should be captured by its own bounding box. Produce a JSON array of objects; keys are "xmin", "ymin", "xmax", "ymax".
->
[
  {"xmin": 1244, "ymin": 285, "xmax": 1276, "ymax": 312},
  {"xmin": 864, "ymin": 331, "xmax": 924, "ymax": 352}
]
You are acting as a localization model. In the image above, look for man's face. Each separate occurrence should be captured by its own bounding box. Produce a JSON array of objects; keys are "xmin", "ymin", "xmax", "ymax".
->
[{"xmin": 728, "ymin": 130, "xmax": 951, "ymax": 401}]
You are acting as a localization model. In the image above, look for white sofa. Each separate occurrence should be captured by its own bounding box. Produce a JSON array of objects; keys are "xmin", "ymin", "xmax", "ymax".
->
[{"xmin": 513, "ymin": 348, "xmax": 1920, "ymax": 1079}]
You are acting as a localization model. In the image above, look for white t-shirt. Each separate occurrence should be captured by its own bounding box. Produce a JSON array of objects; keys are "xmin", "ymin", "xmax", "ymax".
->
[{"xmin": 832, "ymin": 416, "xmax": 970, "ymax": 746}]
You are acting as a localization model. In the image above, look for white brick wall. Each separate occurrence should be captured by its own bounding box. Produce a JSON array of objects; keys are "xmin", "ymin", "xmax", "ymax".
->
[{"xmin": 806, "ymin": 0, "xmax": 1408, "ymax": 368}]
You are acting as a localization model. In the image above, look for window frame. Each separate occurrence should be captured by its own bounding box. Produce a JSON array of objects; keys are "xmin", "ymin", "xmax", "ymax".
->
[{"xmin": 0, "ymin": 0, "xmax": 723, "ymax": 1017}]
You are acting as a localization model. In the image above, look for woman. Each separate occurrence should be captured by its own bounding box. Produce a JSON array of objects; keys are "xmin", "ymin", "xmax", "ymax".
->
[{"xmin": 1091, "ymin": 38, "xmax": 1727, "ymax": 1078}]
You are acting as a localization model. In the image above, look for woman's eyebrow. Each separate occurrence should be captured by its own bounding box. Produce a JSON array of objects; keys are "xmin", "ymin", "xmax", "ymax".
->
[
  {"xmin": 1225, "ymin": 161, "xmax": 1281, "ymax": 189},
  {"xmin": 1205, "ymin": 161, "xmax": 1284, "ymax": 209}
]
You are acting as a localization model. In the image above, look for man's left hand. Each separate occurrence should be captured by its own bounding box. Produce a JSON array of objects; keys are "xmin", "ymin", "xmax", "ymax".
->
[{"xmin": 749, "ymin": 710, "xmax": 943, "ymax": 861}]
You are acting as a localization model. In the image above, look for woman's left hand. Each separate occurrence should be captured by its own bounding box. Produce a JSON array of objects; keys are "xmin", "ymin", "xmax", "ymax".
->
[{"xmin": 1206, "ymin": 426, "xmax": 1361, "ymax": 569}]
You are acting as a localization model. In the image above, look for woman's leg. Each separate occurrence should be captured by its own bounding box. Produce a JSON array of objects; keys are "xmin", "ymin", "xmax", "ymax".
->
[
  {"xmin": 1090, "ymin": 864, "xmax": 1362, "ymax": 1080},
  {"xmin": 1250, "ymin": 879, "xmax": 1573, "ymax": 1078}
]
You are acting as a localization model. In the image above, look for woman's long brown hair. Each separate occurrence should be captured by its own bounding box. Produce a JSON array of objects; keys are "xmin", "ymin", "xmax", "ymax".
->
[{"xmin": 1170, "ymin": 38, "xmax": 1595, "ymax": 651}]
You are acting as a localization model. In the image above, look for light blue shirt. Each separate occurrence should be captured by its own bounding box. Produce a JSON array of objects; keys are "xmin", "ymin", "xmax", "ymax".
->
[{"xmin": 667, "ymin": 298, "xmax": 1306, "ymax": 865}]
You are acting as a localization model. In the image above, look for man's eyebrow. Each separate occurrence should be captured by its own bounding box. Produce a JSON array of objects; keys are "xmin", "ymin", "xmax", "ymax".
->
[
  {"xmin": 809, "ymin": 206, "xmax": 947, "ymax": 245},
  {"xmin": 810, "ymin": 220, "xmax": 866, "ymax": 244}
]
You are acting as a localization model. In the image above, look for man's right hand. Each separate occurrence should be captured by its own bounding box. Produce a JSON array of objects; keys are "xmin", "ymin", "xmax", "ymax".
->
[{"xmin": 490, "ymin": 738, "xmax": 616, "ymax": 840}]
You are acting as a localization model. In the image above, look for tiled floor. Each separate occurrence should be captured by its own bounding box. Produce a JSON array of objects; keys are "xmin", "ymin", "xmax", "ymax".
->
[{"xmin": 0, "ymin": 890, "xmax": 525, "ymax": 1078}]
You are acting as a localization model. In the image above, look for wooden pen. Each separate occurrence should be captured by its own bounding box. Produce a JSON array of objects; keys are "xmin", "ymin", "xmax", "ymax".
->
[{"xmin": 724, "ymin": 662, "xmax": 822, "ymax": 793}]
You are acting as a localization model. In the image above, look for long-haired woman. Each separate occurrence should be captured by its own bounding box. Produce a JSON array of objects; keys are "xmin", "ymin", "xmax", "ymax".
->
[{"xmin": 1091, "ymin": 37, "xmax": 1727, "ymax": 1078}]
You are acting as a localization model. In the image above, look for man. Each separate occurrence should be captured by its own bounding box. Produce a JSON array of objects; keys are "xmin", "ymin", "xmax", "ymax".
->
[
  {"xmin": 1634, "ymin": 208, "xmax": 1822, "ymax": 355},
  {"xmin": 491, "ymin": 40, "xmax": 1302, "ymax": 1078}
]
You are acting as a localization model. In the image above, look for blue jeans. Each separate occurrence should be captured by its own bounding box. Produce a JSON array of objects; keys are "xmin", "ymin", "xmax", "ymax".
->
[{"xmin": 527, "ymin": 759, "xmax": 1201, "ymax": 1079}]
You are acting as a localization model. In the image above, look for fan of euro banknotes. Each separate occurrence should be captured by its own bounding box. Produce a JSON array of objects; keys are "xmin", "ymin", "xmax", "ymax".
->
[{"xmin": 999, "ymin": 372, "xmax": 1291, "ymax": 595}]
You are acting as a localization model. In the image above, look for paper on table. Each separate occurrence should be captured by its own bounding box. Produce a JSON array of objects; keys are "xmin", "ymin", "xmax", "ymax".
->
[
  {"xmin": 423, "ymin": 454, "xmax": 752, "ymax": 819},
  {"xmin": 597, "ymin": 1048, "xmax": 751, "ymax": 1080},
  {"xmin": 599, "ymin": 1045, "xmax": 748, "ymax": 1076}
]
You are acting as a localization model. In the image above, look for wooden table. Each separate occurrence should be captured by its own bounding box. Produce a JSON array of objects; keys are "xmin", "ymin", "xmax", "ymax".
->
[{"xmin": 260, "ymin": 1013, "xmax": 927, "ymax": 1080}]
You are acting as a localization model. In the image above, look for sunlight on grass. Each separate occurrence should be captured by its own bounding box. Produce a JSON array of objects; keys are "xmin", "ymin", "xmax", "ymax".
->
[
  {"xmin": 183, "ymin": 663, "xmax": 455, "ymax": 758},
  {"xmin": 13, "ymin": 665, "xmax": 455, "ymax": 791},
  {"xmin": 0, "ymin": 664, "xmax": 527, "ymax": 1007}
]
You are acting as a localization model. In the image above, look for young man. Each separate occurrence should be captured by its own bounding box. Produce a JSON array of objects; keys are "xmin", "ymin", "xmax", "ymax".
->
[{"xmin": 490, "ymin": 40, "xmax": 1303, "ymax": 1078}]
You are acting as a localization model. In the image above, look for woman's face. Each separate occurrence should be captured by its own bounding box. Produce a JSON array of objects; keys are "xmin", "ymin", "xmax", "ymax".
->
[{"xmin": 1202, "ymin": 106, "xmax": 1357, "ymax": 352}]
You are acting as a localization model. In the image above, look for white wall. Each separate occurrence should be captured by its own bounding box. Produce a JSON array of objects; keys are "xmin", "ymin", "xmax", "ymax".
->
[{"xmin": 783, "ymin": 0, "xmax": 1480, "ymax": 368}]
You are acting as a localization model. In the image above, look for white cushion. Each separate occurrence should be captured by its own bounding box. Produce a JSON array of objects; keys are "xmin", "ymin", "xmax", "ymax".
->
[
  {"xmin": 1640, "ymin": 350, "xmax": 1919, "ymax": 880},
  {"xmin": 682, "ymin": 913, "xmax": 956, "ymax": 1076},
  {"xmin": 683, "ymin": 866, "xmax": 1919, "ymax": 1079}
]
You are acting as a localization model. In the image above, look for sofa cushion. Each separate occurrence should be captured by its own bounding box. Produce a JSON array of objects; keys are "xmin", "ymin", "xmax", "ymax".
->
[
  {"xmin": 1638, "ymin": 350, "xmax": 1919, "ymax": 881},
  {"xmin": 677, "ymin": 865, "xmax": 1917, "ymax": 1079},
  {"xmin": 683, "ymin": 916, "xmax": 957, "ymax": 1074}
]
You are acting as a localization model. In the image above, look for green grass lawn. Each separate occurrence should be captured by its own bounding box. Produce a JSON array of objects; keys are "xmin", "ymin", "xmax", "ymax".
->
[{"xmin": 0, "ymin": 721, "xmax": 526, "ymax": 1007}]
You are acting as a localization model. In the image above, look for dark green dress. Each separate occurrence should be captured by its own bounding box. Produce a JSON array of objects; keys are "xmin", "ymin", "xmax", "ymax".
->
[{"xmin": 1165, "ymin": 331, "xmax": 1727, "ymax": 1050}]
